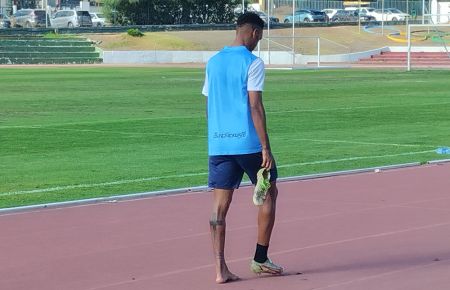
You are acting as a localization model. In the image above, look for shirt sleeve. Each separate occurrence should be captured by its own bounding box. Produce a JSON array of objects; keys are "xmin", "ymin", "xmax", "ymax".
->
[
  {"xmin": 247, "ymin": 58, "xmax": 265, "ymax": 92},
  {"xmin": 202, "ymin": 72, "xmax": 208, "ymax": 96}
]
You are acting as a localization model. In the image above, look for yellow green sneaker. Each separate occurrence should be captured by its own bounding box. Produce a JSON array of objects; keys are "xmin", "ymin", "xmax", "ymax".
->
[
  {"xmin": 250, "ymin": 258, "xmax": 283, "ymax": 275},
  {"xmin": 253, "ymin": 168, "xmax": 271, "ymax": 206}
]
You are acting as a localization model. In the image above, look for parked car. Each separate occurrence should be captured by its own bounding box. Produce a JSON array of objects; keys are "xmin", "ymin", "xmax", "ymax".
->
[
  {"xmin": 51, "ymin": 10, "xmax": 92, "ymax": 28},
  {"xmin": 386, "ymin": 8, "xmax": 409, "ymax": 21},
  {"xmin": 89, "ymin": 12, "xmax": 106, "ymax": 27},
  {"xmin": 255, "ymin": 11, "xmax": 279, "ymax": 25},
  {"xmin": 284, "ymin": 9, "xmax": 327, "ymax": 23},
  {"xmin": 358, "ymin": 7, "xmax": 378, "ymax": 17},
  {"xmin": 331, "ymin": 10, "xmax": 375, "ymax": 22},
  {"xmin": 322, "ymin": 8, "xmax": 342, "ymax": 20},
  {"xmin": 10, "ymin": 9, "xmax": 49, "ymax": 28},
  {"xmin": 372, "ymin": 8, "xmax": 409, "ymax": 21},
  {"xmin": 0, "ymin": 13, "xmax": 11, "ymax": 28}
]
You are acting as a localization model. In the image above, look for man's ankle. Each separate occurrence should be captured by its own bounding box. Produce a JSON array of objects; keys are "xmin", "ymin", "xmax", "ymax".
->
[{"xmin": 254, "ymin": 243, "xmax": 269, "ymax": 263}]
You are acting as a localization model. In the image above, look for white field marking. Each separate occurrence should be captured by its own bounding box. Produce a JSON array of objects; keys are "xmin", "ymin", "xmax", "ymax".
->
[
  {"xmin": 2, "ymin": 101, "xmax": 450, "ymax": 130},
  {"xmin": 0, "ymin": 124, "xmax": 437, "ymax": 149},
  {"xmin": 266, "ymin": 101, "xmax": 450, "ymax": 115},
  {"xmin": 0, "ymin": 115, "xmax": 204, "ymax": 129},
  {"xmin": 47, "ymin": 127, "xmax": 207, "ymax": 138},
  {"xmin": 277, "ymin": 150, "xmax": 435, "ymax": 169},
  {"xmin": 311, "ymin": 260, "xmax": 450, "ymax": 290},
  {"xmin": 146, "ymin": 196, "xmax": 450, "ymax": 247},
  {"xmin": 88, "ymin": 222, "xmax": 450, "ymax": 289},
  {"xmin": 0, "ymin": 172, "xmax": 208, "ymax": 197},
  {"xmin": 0, "ymin": 150, "xmax": 434, "ymax": 197},
  {"xmin": 138, "ymin": 221, "xmax": 450, "ymax": 281},
  {"xmin": 275, "ymin": 137, "xmax": 430, "ymax": 148},
  {"xmin": 162, "ymin": 77, "xmax": 203, "ymax": 81}
]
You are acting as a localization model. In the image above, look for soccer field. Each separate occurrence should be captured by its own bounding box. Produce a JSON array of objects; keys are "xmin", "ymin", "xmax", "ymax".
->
[{"xmin": 1, "ymin": 67, "xmax": 449, "ymax": 209}]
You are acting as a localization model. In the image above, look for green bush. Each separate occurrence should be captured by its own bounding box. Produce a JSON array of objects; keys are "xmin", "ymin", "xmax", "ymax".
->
[{"xmin": 127, "ymin": 28, "xmax": 144, "ymax": 37}]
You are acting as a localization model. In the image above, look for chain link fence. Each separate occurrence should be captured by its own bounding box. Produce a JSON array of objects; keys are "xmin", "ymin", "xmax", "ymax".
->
[{"xmin": 273, "ymin": 0, "xmax": 428, "ymax": 15}]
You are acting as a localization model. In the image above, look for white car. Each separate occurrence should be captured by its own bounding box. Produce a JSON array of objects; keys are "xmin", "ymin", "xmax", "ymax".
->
[
  {"xmin": 322, "ymin": 9, "xmax": 342, "ymax": 20},
  {"xmin": 358, "ymin": 7, "xmax": 378, "ymax": 17},
  {"xmin": 372, "ymin": 8, "xmax": 409, "ymax": 21},
  {"xmin": 386, "ymin": 8, "xmax": 410, "ymax": 21},
  {"xmin": 51, "ymin": 10, "xmax": 92, "ymax": 28},
  {"xmin": 344, "ymin": 7, "xmax": 377, "ymax": 17},
  {"xmin": 90, "ymin": 12, "xmax": 106, "ymax": 27}
]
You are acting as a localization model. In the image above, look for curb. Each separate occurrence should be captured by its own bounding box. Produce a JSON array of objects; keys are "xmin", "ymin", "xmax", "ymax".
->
[{"xmin": 1, "ymin": 159, "xmax": 449, "ymax": 215}]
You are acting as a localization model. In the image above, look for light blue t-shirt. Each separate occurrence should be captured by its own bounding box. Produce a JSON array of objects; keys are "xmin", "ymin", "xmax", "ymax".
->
[{"xmin": 202, "ymin": 46, "xmax": 265, "ymax": 156}]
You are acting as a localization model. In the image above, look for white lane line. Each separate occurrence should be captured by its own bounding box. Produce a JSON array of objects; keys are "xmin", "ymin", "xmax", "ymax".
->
[
  {"xmin": 277, "ymin": 150, "xmax": 434, "ymax": 169},
  {"xmin": 311, "ymin": 259, "xmax": 449, "ymax": 290},
  {"xmin": 0, "ymin": 150, "xmax": 435, "ymax": 197},
  {"xmin": 108, "ymin": 221, "xmax": 450, "ymax": 284}
]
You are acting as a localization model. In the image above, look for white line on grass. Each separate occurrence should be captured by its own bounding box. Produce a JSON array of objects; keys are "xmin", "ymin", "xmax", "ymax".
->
[
  {"xmin": 276, "ymin": 137, "xmax": 431, "ymax": 148},
  {"xmin": 0, "ymin": 172, "xmax": 208, "ymax": 197},
  {"xmin": 2, "ymin": 101, "xmax": 450, "ymax": 130},
  {"xmin": 277, "ymin": 150, "xmax": 434, "ymax": 169},
  {"xmin": 0, "ymin": 123, "xmax": 437, "ymax": 148},
  {"xmin": 0, "ymin": 150, "xmax": 434, "ymax": 197},
  {"xmin": 266, "ymin": 101, "xmax": 450, "ymax": 114},
  {"xmin": 47, "ymin": 128, "xmax": 207, "ymax": 138}
]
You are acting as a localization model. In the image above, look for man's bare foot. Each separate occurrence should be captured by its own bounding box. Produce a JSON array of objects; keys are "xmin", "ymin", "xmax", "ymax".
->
[{"xmin": 216, "ymin": 270, "xmax": 240, "ymax": 284}]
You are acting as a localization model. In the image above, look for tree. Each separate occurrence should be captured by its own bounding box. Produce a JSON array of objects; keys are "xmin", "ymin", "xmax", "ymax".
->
[{"xmin": 102, "ymin": 0, "xmax": 242, "ymax": 25}]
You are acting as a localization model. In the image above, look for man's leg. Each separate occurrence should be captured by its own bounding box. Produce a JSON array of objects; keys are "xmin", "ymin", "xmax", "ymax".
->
[
  {"xmin": 210, "ymin": 188, "xmax": 240, "ymax": 283},
  {"xmin": 251, "ymin": 182, "xmax": 283, "ymax": 274},
  {"xmin": 257, "ymin": 182, "xmax": 278, "ymax": 246}
]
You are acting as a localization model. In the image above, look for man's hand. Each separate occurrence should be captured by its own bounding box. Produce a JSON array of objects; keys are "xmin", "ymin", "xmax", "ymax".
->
[{"xmin": 261, "ymin": 148, "xmax": 274, "ymax": 170}]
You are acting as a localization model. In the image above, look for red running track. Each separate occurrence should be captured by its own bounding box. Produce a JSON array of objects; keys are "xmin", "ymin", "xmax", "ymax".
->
[{"xmin": 1, "ymin": 162, "xmax": 450, "ymax": 290}]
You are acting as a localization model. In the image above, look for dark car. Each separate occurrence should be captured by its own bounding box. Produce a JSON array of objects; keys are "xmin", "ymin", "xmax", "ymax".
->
[
  {"xmin": 284, "ymin": 9, "xmax": 327, "ymax": 23},
  {"xmin": 255, "ymin": 11, "xmax": 279, "ymax": 25},
  {"xmin": 10, "ymin": 9, "xmax": 49, "ymax": 28},
  {"xmin": 306, "ymin": 10, "xmax": 328, "ymax": 22},
  {"xmin": 331, "ymin": 10, "xmax": 375, "ymax": 22},
  {"xmin": 0, "ymin": 13, "xmax": 11, "ymax": 28}
]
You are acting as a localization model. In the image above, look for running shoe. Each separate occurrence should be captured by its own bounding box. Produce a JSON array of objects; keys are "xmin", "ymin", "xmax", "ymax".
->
[
  {"xmin": 250, "ymin": 258, "xmax": 283, "ymax": 275},
  {"xmin": 253, "ymin": 168, "xmax": 271, "ymax": 206}
]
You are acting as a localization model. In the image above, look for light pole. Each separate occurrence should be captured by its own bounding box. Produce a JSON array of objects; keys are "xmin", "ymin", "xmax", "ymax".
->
[
  {"xmin": 422, "ymin": 0, "xmax": 425, "ymax": 23},
  {"xmin": 358, "ymin": 0, "xmax": 361, "ymax": 33},
  {"xmin": 406, "ymin": 0, "xmax": 409, "ymax": 32},
  {"xmin": 292, "ymin": 0, "xmax": 295, "ymax": 65},
  {"xmin": 381, "ymin": 0, "xmax": 385, "ymax": 35}
]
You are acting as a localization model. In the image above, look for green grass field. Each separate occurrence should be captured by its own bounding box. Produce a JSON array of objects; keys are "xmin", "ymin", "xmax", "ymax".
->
[{"xmin": 1, "ymin": 67, "xmax": 449, "ymax": 209}]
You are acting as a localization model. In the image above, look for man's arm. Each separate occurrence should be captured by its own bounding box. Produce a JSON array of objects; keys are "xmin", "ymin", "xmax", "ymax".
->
[{"xmin": 248, "ymin": 91, "xmax": 273, "ymax": 170}]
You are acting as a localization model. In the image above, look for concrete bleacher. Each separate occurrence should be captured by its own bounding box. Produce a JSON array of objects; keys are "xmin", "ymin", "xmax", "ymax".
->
[
  {"xmin": 358, "ymin": 51, "xmax": 450, "ymax": 66},
  {"xmin": 0, "ymin": 36, "xmax": 102, "ymax": 65}
]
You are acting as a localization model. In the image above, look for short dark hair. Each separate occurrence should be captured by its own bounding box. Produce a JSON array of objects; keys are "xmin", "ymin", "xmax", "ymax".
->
[{"xmin": 237, "ymin": 12, "xmax": 264, "ymax": 30}]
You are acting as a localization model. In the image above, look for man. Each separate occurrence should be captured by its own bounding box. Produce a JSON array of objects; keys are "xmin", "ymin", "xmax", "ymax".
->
[{"xmin": 202, "ymin": 12, "xmax": 283, "ymax": 284}]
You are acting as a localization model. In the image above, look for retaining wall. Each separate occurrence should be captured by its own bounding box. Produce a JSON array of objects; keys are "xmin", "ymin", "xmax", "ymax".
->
[{"xmin": 102, "ymin": 46, "xmax": 445, "ymax": 65}]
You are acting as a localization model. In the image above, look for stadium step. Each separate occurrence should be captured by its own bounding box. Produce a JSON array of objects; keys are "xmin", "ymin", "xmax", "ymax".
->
[
  {"xmin": 0, "ymin": 57, "xmax": 103, "ymax": 65},
  {"xmin": 0, "ymin": 39, "xmax": 94, "ymax": 47},
  {"xmin": 0, "ymin": 52, "xmax": 100, "ymax": 58},
  {"xmin": 358, "ymin": 51, "xmax": 450, "ymax": 66},
  {"xmin": 0, "ymin": 36, "xmax": 102, "ymax": 65},
  {"xmin": 0, "ymin": 46, "xmax": 96, "ymax": 52}
]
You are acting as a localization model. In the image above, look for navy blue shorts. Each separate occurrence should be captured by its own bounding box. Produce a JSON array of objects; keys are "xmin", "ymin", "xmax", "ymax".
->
[{"xmin": 208, "ymin": 152, "xmax": 278, "ymax": 190}]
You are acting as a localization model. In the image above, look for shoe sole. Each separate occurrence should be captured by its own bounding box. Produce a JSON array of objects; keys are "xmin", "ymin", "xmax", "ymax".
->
[{"xmin": 253, "ymin": 168, "xmax": 270, "ymax": 206}]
